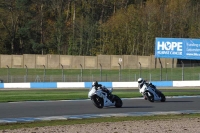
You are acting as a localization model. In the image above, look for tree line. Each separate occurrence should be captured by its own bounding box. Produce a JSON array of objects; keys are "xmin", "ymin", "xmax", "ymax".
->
[{"xmin": 0, "ymin": 0, "xmax": 199, "ymax": 56}]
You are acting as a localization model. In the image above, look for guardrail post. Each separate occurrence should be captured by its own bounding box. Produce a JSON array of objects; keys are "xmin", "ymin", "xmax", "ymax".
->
[
  {"xmin": 159, "ymin": 61, "xmax": 162, "ymax": 81},
  {"xmin": 166, "ymin": 63, "xmax": 169, "ymax": 81},
  {"xmin": 99, "ymin": 63, "xmax": 102, "ymax": 81},
  {"xmin": 61, "ymin": 64, "xmax": 64, "ymax": 82},
  {"xmin": 80, "ymin": 64, "xmax": 83, "ymax": 82},
  {"xmin": 118, "ymin": 63, "xmax": 121, "ymax": 81},
  {"xmin": 139, "ymin": 62, "xmax": 141, "ymax": 78},
  {"xmin": 181, "ymin": 61, "xmax": 184, "ymax": 81},
  {"xmin": 25, "ymin": 65, "xmax": 28, "ymax": 82},
  {"xmin": 7, "ymin": 65, "xmax": 10, "ymax": 83},
  {"xmin": 43, "ymin": 65, "xmax": 46, "ymax": 82}
]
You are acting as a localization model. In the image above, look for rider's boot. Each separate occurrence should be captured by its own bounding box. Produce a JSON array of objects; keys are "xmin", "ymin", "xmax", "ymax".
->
[
  {"xmin": 143, "ymin": 94, "xmax": 147, "ymax": 100},
  {"xmin": 144, "ymin": 96, "xmax": 147, "ymax": 100}
]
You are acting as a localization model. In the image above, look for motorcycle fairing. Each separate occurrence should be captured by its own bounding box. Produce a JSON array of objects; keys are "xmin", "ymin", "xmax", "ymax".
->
[
  {"xmin": 100, "ymin": 91, "xmax": 115, "ymax": 107},
  {"xmin": 88, "ymin": 86, "xmax": 115, "ymax": 107},
  {"xmin": 140, "ymin": 84, "xmax": 162, "ymax": 101}
]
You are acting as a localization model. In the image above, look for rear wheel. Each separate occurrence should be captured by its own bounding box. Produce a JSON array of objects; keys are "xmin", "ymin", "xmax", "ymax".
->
[
  {"xmin": 92, "ymin": 95, "xmax": 104, "ymax": 108},
  {"xmin": 113, "ymin": 95, "xmax": 123, "ymax": 108},
  {"xmin": 160, "ymin": 93, "xmax": 166, "ymax": 102}
]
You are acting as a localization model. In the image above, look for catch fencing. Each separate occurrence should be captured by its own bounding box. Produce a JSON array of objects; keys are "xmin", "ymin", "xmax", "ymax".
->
[{"xmin": 0, "ymin": 63, "xmax": 200, "ymax": 83}]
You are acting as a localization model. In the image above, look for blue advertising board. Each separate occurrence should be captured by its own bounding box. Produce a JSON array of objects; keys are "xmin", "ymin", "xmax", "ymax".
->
[{"xmin": 155, "ymin": 38, "xmax": 200, "ymax": 60}]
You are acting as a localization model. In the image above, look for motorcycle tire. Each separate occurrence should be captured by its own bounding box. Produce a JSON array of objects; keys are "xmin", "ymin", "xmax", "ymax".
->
[
  {"xmin": 91, "ymin": 95, "xmax": 104, "ymax": 109},
  {"xmin": 113, "ymin": 95, "xmax": 123, "ymax": 108},
  {"xmin": 145, "ymin": 91, "xmax": 154, "ymax": 102},
  {"xmin": 160, "ymin": 93, "xmax": 166, "ymax": 102}
]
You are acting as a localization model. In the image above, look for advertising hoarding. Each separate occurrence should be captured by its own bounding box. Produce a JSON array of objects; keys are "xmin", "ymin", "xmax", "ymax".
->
[{"xmin": 155, "ymin": 38, "xmax": 200, "ymax": 60}]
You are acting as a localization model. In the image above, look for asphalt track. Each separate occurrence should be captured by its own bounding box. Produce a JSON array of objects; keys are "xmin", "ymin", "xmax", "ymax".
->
[{"xmin": 0, "ymin": 96, "xmax": 200, "ymax": 123}]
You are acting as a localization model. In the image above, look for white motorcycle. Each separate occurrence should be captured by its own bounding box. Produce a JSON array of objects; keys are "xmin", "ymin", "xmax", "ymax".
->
[
  {"xmin": 139, "ymin": 83, "xmax": 166, "ymax": 102},
  {"xmin": 88, "ymin": 86, "xmax": 123, "ymax": 109}
]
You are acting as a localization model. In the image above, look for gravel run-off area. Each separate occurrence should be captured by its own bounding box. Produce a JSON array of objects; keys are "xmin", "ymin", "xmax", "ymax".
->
[{"xmin": 1, "ymin": 117, "xmax": 200, "ymax": 133}]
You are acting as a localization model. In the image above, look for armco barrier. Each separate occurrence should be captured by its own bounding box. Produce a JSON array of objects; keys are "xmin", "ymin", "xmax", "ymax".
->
[{"xmin": 0, "ymin": 81, "xmax": 200, "ymax": 89}]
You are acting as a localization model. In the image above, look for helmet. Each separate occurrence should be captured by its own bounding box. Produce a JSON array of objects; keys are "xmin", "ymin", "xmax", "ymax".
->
[
  {"xmin": 92, "ymin": 81, "xmax": 98, "ymax": 87},
  {"xmin": 138, "ymin": 78, "xmax": 144, "ymax": 85}
]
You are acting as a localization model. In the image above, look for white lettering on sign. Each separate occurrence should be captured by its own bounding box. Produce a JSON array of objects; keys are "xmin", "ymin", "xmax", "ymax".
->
[{"xmin": 157, "ymin": 41, "xmax": 183, "ymax": 51}]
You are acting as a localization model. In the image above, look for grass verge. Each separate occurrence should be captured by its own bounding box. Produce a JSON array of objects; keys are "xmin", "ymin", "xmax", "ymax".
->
[
  {"xmin": 0, "ymin": 113, "xmax": 199, "ymax": 130},
  {"xmin": 0, "ymin": 89, "xmax": 200, "ymax": 102}
]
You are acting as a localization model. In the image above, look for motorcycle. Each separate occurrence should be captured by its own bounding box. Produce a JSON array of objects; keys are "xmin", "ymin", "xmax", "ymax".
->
[
  {"xmin": 88, "ymin": 86, "xmax": 123, "ymax": 109},
  {"xmin": 139, "ymin": 83, "xmax": 166, "ymax": 102}
]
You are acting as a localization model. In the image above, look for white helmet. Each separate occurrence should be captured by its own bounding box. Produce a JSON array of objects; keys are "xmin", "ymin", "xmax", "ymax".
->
[
  {"xmin": 138, "ymin": 78, "xmax": 144, "ymax": 85},
  {"xmin": 92, "ymin": 81, "xmax": 98, "ymax": 87}
]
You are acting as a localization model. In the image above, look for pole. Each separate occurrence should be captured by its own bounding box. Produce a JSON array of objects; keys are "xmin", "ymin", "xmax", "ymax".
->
[
  {"xmin": 160, "ymin": 66, "xmax": 162, "ymax": 81},
  {"xmin": 80, "ymin": 64, "xmax": 83, "ymax": 82},
  {"xmin": 7, "ymin": 65, "xmax": 9, "ymax": 83},
  {"xmin": 181, "ymin": 61, "xmax": 184, "ymax": 81},
  {"xmin": 138, "ymin": 62, "xmax": 141, "ymax": 78},
  {"xmin": 61, "ymin": 64, "xmax": 64, "ymax": 81},
  {"xmin": 118, "ymin": 63, "xmax": 121, "ymax": 81},
  {"xmin": 159, "ymin": 61, "xmax": 162, "ymax": 81},
  {"xmin": 43, "ymin": 65, "xmax": 45, "ymax": 82},
  {"xmin": 25, "ymin": 65, "xmax": 28, "ymax": 82},
  {"xmin": 99, "ymin": 63, "xmax": 102, "ymax": 81},
  {"xmin": 166, "ymin": 63, "xmax": 168, "ymax": 81}
]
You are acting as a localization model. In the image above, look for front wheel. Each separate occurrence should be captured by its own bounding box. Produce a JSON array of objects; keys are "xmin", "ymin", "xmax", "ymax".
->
[
  {"xmin": 91, "ymin": 95, "xmax": 104, "ymax": 109},
  {"xmin": 145, "ymin": 91, "xmax": 154, "ymax": 102},
  {"xmin": 113, "ymin": 95, "xmax": 123, "ymax": 108}
]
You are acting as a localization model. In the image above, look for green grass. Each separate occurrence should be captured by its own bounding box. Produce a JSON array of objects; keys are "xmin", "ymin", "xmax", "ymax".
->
[
  {"xmin": 0, "ymin": 113, "xmax": 199, "ymax": 130},
  {"xmin": 0, "ymin": 89, "xmax": 200, "ymax": 102},
  {"xmin": 0, "ymin": 89, "xmax": 88, "ymax": 102}
]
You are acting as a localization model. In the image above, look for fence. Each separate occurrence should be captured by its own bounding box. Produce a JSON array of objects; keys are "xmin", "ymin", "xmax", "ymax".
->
[{"xmin": 0, "ymin": 63, "xmax": 199, "ymax": 83}]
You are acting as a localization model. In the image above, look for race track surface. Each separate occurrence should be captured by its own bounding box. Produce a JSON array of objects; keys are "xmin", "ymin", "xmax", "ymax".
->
[{"xmin": 0, "ymin": 96, "xmax": 200, "ymax": 123}]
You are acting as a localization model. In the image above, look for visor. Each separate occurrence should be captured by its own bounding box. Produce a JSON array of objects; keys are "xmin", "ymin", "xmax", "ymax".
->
[{"xmin": 138, "ymin": 80, "xmax": 143, "ymax": 83}]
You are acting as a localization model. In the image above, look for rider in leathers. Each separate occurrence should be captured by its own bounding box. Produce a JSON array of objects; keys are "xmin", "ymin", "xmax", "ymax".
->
[
  {"xmin": 138, "ymin": 78, "xmax": 156, "ymax": 100},
  {"xmin": 92, "ymin": 81, "xmax": 113, "ymax": 100}
]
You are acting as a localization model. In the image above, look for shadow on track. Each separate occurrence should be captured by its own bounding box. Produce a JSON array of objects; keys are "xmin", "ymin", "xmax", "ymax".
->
[
  {"xmin": 104, "ymin": 106, "xmax": 153, "ymax": 109},
  {"xmin": 165, "ymin": 101, "xmax": 193, "ymax": 103}
]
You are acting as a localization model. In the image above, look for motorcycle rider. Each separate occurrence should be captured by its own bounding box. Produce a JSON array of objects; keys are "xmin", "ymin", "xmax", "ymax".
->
[
  {"xmin": 137, "ymin": 78, "xmax": 156, "ymax": 100},
  {"xmin": 138, "ymin": 78, "xmax": 156, "ymax": 89},
  {"xmin": 92, "ymin": 81, "xmax": 113, "ymax": 100}
]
